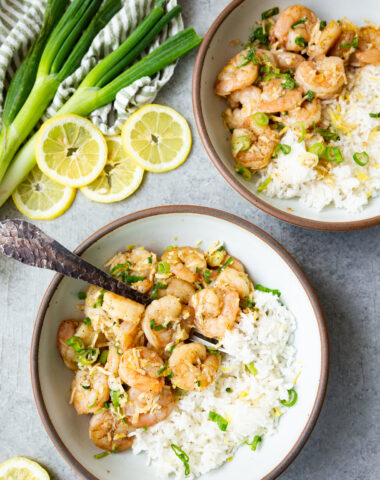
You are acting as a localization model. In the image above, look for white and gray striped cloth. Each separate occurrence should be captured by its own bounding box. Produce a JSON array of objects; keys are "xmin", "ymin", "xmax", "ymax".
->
[{"xmin": 0, "ymin": 0, "xmax": 183, "ymax": 134}]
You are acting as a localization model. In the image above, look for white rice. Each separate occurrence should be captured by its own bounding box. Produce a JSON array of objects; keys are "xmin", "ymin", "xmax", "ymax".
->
[
  {"xmin": 131, "ymin": 291, "xmax": 297, "ymax": 479},
  {"xmin": 254, "ymin": 65, "xmax": 380, "ymax": 212}
]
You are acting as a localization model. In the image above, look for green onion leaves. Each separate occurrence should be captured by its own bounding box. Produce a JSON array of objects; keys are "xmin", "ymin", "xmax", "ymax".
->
[
  {"xmin": 326, "ymin": 146, "xmax": 343, "ymax": 163},
  {"xmin": 257, "ymin": 176, "xmax": 272, "ymax": 192},
  {"xmin": 255, "ymin": 284, "xmax": 281, "ymax": 297},
  {"xmin": 309, "ymin": 142, "xmax": 326, "ymax": 158},
  {"xmin": 273, "ymin": 144, "xmax": 291, "ymax": 158},
  {"xmin": 94, "ymin": 451, "xmax": 110, "ymax": 459},
  {"xmin": 232, "ymin": 136, "xmax": 251, "ymax": 154},
  {"xmin": 339, "ymin": 36, "xmax": 358, "ymax": 49},
  {"xmin": 151, "ymin": 282, "xmax": 168, "ymax": 299},
  {"xmin": 209, "ymin": 411, "xmax": 228, "ymax": 431},
  {"xmin": 245, "ymin": 435, "xmax": 262, "ymax": 451},
  {"xmin": 320, "ymin": 20, "xmax": 327, "ymax": 30},
  {"xmin": 295, "ymin": 36, "xmax": 307, "ymax": 48},
  {"xmin": 235, "ymin": 163, "xmax": 252, "ymax": 181},
  {"xmin": 280, "ymin": 389, "xmax": 298, "ymax": 407},
  {"xmin": 66, "ymin": 336, "xmax": 85, "ymax": 352},
  {"xmin": 171, "ymin": 444, "xmax": 190, "ymax": 476},
  {"xmin": 253, "ymin": 112, "xmax": 269, "ymax": 127},
  {"xmin": 369, "ymin": 113, "xmax": 380, "ymax": 118},
  {"xmin": 246, "ymin": 362, "xmax": 258, "ymax": 376},
  {"xmin": 239, "ymin": 46, "xmax": 259, "ymax": 67},
  {"xmin": 218, "ymin": 257, "xmax": 233, "ymax": 272},
  {"xmin": 261, "ymin": 7, "xmax": 279, "ymax": 19},
  {"xmin": 150, "ymin": 319, "xmax": 167, "ymax": 331},
  {"xmin": 353, "ymin": 151, "xmax": 369, "ymax": 166},
  {"xmin": 306, "ymin": 90, "xmax": 315, "ymax": 101},
  {"xmin": 313, "ymin": 122, "xmax": 340, "ymax": 141},
  {"xmin": 291, "ymin": 17, "xmax": 307, "ymax": 29}
]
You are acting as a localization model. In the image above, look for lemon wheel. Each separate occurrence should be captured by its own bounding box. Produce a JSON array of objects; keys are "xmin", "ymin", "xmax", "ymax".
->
[
  {"xmin": 80, "ymin": 136, "xmax": 144, "ymax": 203},
  {"xmin": 121, "ymin": 104, "xmax": 192, "ymax": 173},
  {"xmin": 35, "ymin": 114, "xmax": 107, "ymax": 188},
  {"xmin": 12, "ymin": 166, "xmax": 76, "ymax": 220},
  {"xmin": 0, "ymin": 457, "xmax": 50, "ymax": 480}
]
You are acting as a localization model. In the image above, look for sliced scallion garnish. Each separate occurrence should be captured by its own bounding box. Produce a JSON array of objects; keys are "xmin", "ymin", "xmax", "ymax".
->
[
  {"xmin": 353, "ymin": 151, "xmax": 369, "ymax": 166},
  {"xmin": 294, "ymin": 121, "xmax": 306, "ymax": 142},
  {"xmin": 253, "ymin": 112, "xmax": 269, "ymax": 127},
  {"xmin": 295, "ymin": 36, "xmax": 307, "ymax": 48},
  {"xmin": 246, "ymin": 362, "xmax": 258, "ymax": 376},
  {"xmin": 209, "ymin": 411, "xmax": 228, "ymax": 431},
  {"xmin": 291, "ymin": 16, "xmax": 307, "ymax": 29},
  {"xmin": 232, "ymin": 136, "xmax": 251, "ymax": 154},
  {"xmin": 171, "ymin": 444, "xmax": 190, "ymax": 476},
  {"xmin": 261, "ymin": 7, "xmax": 279, "ymax": 19},
  {"xmin": 326, "ymin": 146, "xmax": 343, "ymax": 163},
  {"xmin": 255, "ymin": 284, "xmax": 281, "ymax": 297},
  {"xmin": 157, "ymin": 261, "xmax": 170, "ymax": 274},
  {"xmin": 309, "ymin": 142, "xmax": 326, "ymax": 158},
  {"xmin": 257, "ymin": 176, "xmax": 272, "ymax": 193},
  {"xmin": 280, "ymin": 389, "xmax": 298, "ymax": 407},
  {"xmin": 66, "ymin": 336, "xmax": 85, "ymax": 352},
  {"xmin": 235, "ymin": 163, "xmax": 252, "ymax": 181},
  {"xmin": 245, "ymin": 435, "xmax": 262, "ymax": 451}
]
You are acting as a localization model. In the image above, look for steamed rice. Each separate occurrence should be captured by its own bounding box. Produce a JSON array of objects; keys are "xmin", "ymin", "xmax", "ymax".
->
[
  {"xmin": 254, "ymin": 65, "xmax": 380, "ymax": 212},
  {"xmin": 131, "ymin": 291, "xmax": 297, "ymax": 478}
]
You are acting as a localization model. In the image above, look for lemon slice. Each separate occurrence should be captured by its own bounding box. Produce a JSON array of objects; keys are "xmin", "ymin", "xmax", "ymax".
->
[
  {"xmin": 35, "ymin": 114, "xmax": 107, "ymax": 188},
  {"xmin": 121, "ymin": 104, "xmax": 192, "ymax": 172},
  {"xmin": 80, "ymin": 136, "xmax": 144, "ymax": 203},
  {"xmin": 12, "ymin": 166, "xmax": 76, "ymax": 220},
  {"xmin": 0, "ymin": 457, "xmax": 50, "ymax": 480}
]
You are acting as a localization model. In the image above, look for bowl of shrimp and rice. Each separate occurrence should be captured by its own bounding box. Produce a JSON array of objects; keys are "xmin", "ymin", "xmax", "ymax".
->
[
  {"xmin": 31, "ymin": 206, "xmax": 327, "ymax": 480},
  {"xmin": 192, "ymin": 0, "xmax": 380, "ymax": 230}
]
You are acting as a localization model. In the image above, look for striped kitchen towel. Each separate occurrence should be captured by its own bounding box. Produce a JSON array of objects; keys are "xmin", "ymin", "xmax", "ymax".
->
[{"xmin": 0, "ymin": 0, "xmax": 183, "ymax": 134}]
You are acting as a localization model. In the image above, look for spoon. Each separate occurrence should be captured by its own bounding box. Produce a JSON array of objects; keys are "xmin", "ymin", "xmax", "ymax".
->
[{"xmin": 0, "ymin": 219, "xmax": 152, "ymax": 306}]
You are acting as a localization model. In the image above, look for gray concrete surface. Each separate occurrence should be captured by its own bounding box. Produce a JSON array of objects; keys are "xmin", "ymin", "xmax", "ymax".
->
[{"xmin": 0, "ymin": 1, "xmax": 379, "ymax": 479}]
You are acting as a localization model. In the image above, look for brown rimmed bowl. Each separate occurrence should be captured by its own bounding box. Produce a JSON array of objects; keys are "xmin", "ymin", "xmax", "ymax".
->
[
  {"xmin": 31, "ymin": 206, "xmax": 328, "ymax": 480},
  {"xmin": 192, "ymin": 0, "xmax": 380, "ymax": 230}
]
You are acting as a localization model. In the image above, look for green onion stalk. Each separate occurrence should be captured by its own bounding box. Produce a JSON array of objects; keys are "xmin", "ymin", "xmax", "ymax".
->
[
  {"xmin": 0, "ymin": 0, "xmax": 124, "ymax": 183},
  {"xmin": 0, "ymin": 25, "xmax": 202, "ymax": 206}
]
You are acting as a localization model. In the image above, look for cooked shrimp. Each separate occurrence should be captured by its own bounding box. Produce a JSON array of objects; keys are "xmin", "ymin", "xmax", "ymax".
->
[
  {"xmin": 119, "ymin": 347, "xmax": 164, "ymax": 394},
  {"xmin": 89, "ymin": 410, "xmax": 134, "ymax": 452},
  {"xmin": 116, "ymin": 319, "xmax": 144, "ymax": 352},
  {"xmin": 158, "ymin": 278, "xmax": 196, "ymax": 304},
  {"xmin": 190, "ymin": 287, "xmax": 240, "ymax": 338},
  {"xmin": 215, "ymin": 266, "xmax": 251, "ymax": 298},
  {"xmin": 281, "ymin": 97, "xmax": 321, "ymax": 128},
  {"xmin": 142, "ymin": 295, "xmax": 192, "ymax": 352},
  {"xmin": 231, "ymin": 124, "xmax": 279, "ymax": 170},
  {"xmin": 71, "ymin": 369, "xmax": 110, "ymax": 415},
  {"xmin": 215, "ymin": 49, "xmax": 259, "ymax": 96},
  {"xmin": 169, "ymin": 343, "xmax": 220, "ymax": 391},
  {"xmin": 295, "ymin": 55, "xmax": 346, "ymax": 99},
  {"xmin": 125, "ymin": 386, "xmax": 175, "ymax": 428},
  {"xmin": 161, "ymin": 247, "xmax": 206, "ymax": 283},
  {"xmin": 307, "ymin": 20, "xmax": 342, "ymax": 59},
  {"xmin": 272, "ymin": 51, "xmax": 305, "ymax": 70},
  {"xmin": 221, "ymin": 254, "xmax": 245, "ymax": 272},
  {"xmin": 57, "ymin": 319, "xmax": 79, "ymax": 371},
  {"xmin": 102, "ymin": 292, "xmax": 144, "ymax": 324},
  {"xmin": 106, "ymin": 247, "xmax": 157, "ymax": 294},
  {"xmin": 271, "ymin": 4, "xmax": 317, "ymax": 51},
  {"xmin": 104, "ymin": 345, "xmax": 121, "ymax": 374},
  {"xmin": 329, "ymin": 18, "xmax": 359, "ymax": 61},
  {"xmin": 351, "ymin": 25, "xmax": 380, "ymax": 66}
]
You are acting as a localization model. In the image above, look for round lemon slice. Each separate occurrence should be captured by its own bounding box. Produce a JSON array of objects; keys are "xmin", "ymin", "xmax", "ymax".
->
[
  {"xmin": 12, "ymin": 166, "xmax": 76, "ymax": 220},
  {"xmin": 121, "ymin": 104, "xmax": 192, "ymax": 173},
  {"xmin": 80, "ymin": 136, "xmax": 144, "ymax": 203},
  {"xmin": 0, "ymin": 457, "xmax": 50, "ymax": 480},
  {"xmin": 35, "ymin": 114, "xmax": 107, "ymax": 188}
]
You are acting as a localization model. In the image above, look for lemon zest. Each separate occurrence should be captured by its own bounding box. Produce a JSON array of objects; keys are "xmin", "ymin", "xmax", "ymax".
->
[
  {"xmin": 293, "ymin": 370, "xmax": 302, "ymax": 385},
  {"xmin": 227, "ymin": 457, "xmax": 234, "ymax": 462},
  {"xmin": 366, "ymin": 188, "xmax": 373, "ymax": 198},
  {"xmin": 273, "ymin": 408, "xmax": 282, "ymax": 417},
  {"xmin": 238, "ymin": 391, "xmax": 249, "ymax": 400},
  {"xmin": 369, "ymin": 127, "xmax": 380, "ymax": 142},
  {"xmin": 356, "ymin": 169, "xmax": 370, "ymax": 182}
]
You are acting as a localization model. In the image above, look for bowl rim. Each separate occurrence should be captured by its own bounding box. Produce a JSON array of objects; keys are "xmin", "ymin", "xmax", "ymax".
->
[
  {"xmin": 30, "ymin": 205, "xmax": 329, "ymax": 480},
  {"xmin": 191, "ymin": 0, "xmax": 380, "ymax": 231}
]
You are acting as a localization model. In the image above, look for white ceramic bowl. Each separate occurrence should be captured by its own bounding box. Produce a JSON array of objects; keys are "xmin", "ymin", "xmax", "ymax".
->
[
  {"xmin": 31, "ymin": 206, "xmax": 328, "ymax": 480},
  {"xmin": 192, "ymin": 0, "xmax": 380, "ymax": 230}
]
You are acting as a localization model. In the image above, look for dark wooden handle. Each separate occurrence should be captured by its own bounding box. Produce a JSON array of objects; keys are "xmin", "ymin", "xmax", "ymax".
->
[{"xmin": 0, "ymin": 219, "xmax": 151, "ymax": 306}]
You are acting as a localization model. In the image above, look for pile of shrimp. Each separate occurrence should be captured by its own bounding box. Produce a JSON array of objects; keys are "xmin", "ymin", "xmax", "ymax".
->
[
  {"xmin": 215, "ymin": 4, "xmax": 380, "ymax": 172},
  {"xmin": 57, "ymin": 243, "xmax": 254, "ymax": 454}
]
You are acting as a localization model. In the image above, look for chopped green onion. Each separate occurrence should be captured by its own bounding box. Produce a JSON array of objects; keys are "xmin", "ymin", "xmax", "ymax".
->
[
  {"xmin": 76, "ymin": 348, "xmax": 100, "ymax": 365},
  {"xmin": 141, "ymin": 426, "xmax": 148, "ymax": 431},
  {"xmin": 246, "ymin": 362, "xmax": 258, "ymax": 375},
  {"xmin": 295, "ymin": 36, "xmax": 307, "ymax": 48},
  {"xmin": 171, "ymin": 444, "xmax": 190, "ymax": 476},
  {"xmin": 309, "ymin": 143, "xmax": 326, "ymax": 158},
  {"xmin": 204, "ymin": 270, "xmax": 212, "ymax": 284},
  {"xmin": 353, "ymin": 151, "xmax": 369, "ymax": 166},
  {"xmin": 82, "ymin": 385, "xmax": 90, "ymax": 390},
  {"xmin": 93, "ymin": 289, "xmax": 106, "ymax": 308},
  {"xmin": 273, "ymin": 144, "xmax": 291, "ymax": 158},
  {"xmin": 94, "ymin": 451, "xmax": 110, "ymax": 460},
  {"xmin": 232, "ymin": 136, "xmax": 251, "ymax": 154},
  {"xmin": 113, "ymin": 446, "xmax": 119, "ymax": 454},
  {"xmin": 148, "ymin": 257, "xmax": 152, "ymax": 264},
  {"xmin": 151, "ymin": 282, "xmax": 168, "ymax": 300},
  {"xmin": 339, "ymin": 36, "xmax": 358, "ymax": 49},
  {"xmin": 209, "ymin": 411, "xmax": 228, "ymax": 431},
  {"xmin": 110, "ymin": 390, "xmax": 120, "ymax": 409},
  {"xmin": 240, "ymin": 296, "xmax": 255, "ymax": 309},
  {"xmin": 235, "ymin": 163, "xmax": 252, "ymax": 181},
  {"xmin": 249, "ymin": 25, "xmax": 269, "ymax": 46},
  {"xmin": 245, "ymin": 435, "xmax": 262, "ymax": 451},
  {"xmin": 83, "ymin": 317, "xmax": 91, "ymax": 326},
  {"xmin": 291, "ymin": 17, "xmax": 307, "ymax": 29},
  {"xmin": 306, "ymin": 90, "xmax": 315, "ymax": 101},
  {"xmin": 313, "ymin": 122, "xmax": 340, "ymax": 141},
  {"xmin": 110, "ymin": 263, "xmax": 128, "ymax": 275},
  {"xmin": 280, "ymin": 389, "xmax": 298, "ymax": 407},
  {"xmin": 294, "ymin": 121, "xmax": 306, "ymax": 142},
  {"xmin": 196, "ymin": 380, "xmax": 201, "ymax": 387},
  {"xmin": 150, "ymin": 319, "xmax": 166, "ymax": 331},
  {"xmin": 320, "ymin": 20, "xmax": 327, "ymax": 30},
  {"xmin": 157, "ymin": 361, "xmax": 168, "ymax": 375},
  {"xmin": 157, "ymin": 261, "xmax": 170, "ymax": 274},
  {"xmin": 66, "ymin": 336, "xmax": 85, "ymax": 352},
  {"xmin": 369, "ymin": 113, "xmax": 380, "ymax": 118},
  {"xmin": 253, "ymin": 112, "xmax": 269, "ymax": 127},
  {"xmin": 226, "ymin": 387, "xmax": 232, "ymax": 393},
  {"xmin": 104, "ymin": 402, "xmax": 110, "ymax": 409},
  {"xmin": 207, "ymin": 349, "xmax": 219, "ymax": 355},
  {"xmin": 257, "ymin": 176, "xmax": 272, "ymax": 193},
  {"xmin": 88, "ymin": 395, "xmax": 98, "ymax": 409},
  {"xmin": 122, "ymin": 273, "xmax": 146, "ymax": 284},
  {"xmin": 78, "ymin": 291, "xmax": 87, "ymax": 300},
  {"xmin": 255, "ymin": 284, "xmax": 281, "ymax": 297},
  {"xmin": 326, "ymin": 146, "xmax": 343, "ymax": 163},
  {"xmin": 168, "ymin": 344, "xmax": 175, "ymax": 355},
  {"xmin": 281, "ymin": 75, "xmax": 298, "ymax": 89},
  {"xmin": 239, "ymin": 46, "xmax": 259, "ymax": 67},
  {"xmin": 261, "ymin": 7, "xmax": 279, "ymax": 19},
  {"xmin": 218, "ymin": 257, "xmax": 233, "ymax": 272},
  {"xmin": 100, "ymin": 349, "xmax": 109, "ymax": 366}
]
